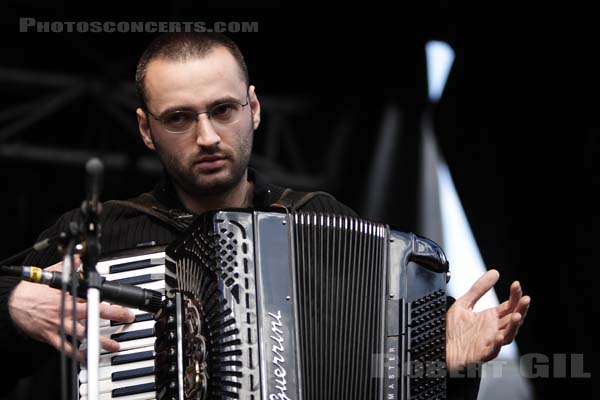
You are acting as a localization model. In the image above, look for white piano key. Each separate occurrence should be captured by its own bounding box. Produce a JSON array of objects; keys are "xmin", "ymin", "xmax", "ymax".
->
[
  {"xmin": 79, "ymin": 374, "xmax": 155, "ymax": 395},
  {"xmin": 79, "ymin": 359, "xmax": 154, "ymax": 384},
  {"xmin": 101, "ymin": 336, "xmax": 155, "ymax": 354},
  {"xmin": 100, "ymin": 320, "xmax": 155, "ymax": 338},
  {"xmin": 81, "ymin": 391, "xmax": 156, "ymax": 400},
  {"xmin": 103, "ymin": 265, "xmax": 165, "ymax": 282}
]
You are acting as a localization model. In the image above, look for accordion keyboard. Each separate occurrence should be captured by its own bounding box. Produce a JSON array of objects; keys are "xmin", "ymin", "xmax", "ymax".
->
[{"xmin": 78, "ymin": 249, "xmax": 166, "ymax": 400}]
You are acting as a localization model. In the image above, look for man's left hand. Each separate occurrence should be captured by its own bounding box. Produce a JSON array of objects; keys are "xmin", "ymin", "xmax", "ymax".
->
[{"xmin": 445, "ymin": 269, "xmax": 531, "ymax": 371}]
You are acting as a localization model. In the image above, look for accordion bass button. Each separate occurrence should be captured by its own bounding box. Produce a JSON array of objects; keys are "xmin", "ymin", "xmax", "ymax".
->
[
  {"xmin": 154, "ymin": 314, "xmax": 176, "ymax": 334},
  {"xmin": 155, "ymin": 346, "xmax": 177, "ymax": 365},
  {"xmin": 154, "ymin": 330, "xmax": 177, "ymax": 350}
]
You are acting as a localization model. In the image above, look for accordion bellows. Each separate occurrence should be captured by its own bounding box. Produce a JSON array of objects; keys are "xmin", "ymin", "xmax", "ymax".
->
[{"xmin": 156, "ymin": 209, "xmax": 449, "ymax": 400}]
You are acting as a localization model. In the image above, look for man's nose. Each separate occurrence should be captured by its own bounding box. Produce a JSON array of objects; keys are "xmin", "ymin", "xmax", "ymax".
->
[{"xmin": 195, "ymin": 114, "xmax": 221, "ymax": 147}]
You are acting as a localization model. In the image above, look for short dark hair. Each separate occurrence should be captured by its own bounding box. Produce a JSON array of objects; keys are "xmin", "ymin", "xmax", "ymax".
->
[{"xmin": 135, "ymin": 32, "xmax": 249, "ymax": 110}]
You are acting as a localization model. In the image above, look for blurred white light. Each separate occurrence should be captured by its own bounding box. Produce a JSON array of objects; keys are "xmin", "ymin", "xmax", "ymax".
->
[{"xmin": 425, "ymin": 41, "xmax": 455, "ymax": 103}]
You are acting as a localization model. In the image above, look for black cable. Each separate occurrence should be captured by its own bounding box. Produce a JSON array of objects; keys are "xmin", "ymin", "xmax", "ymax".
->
[{"xmin": 0, "ymin": 236, "xmax": 59, "ymax": 266}]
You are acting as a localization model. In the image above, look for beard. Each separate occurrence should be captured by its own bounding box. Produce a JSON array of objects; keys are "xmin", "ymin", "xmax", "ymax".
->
[{"xmin": 152, "ymin": 121, "xmax": 254, "ymax": 197}]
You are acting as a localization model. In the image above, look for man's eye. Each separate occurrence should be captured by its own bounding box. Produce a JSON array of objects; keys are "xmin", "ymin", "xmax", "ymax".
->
[
  {"xmin": 211, "ymin": 104, "xmax": 236, "ymax": 118},
  {"xmin": 163, "ymin": 112, "xmax": 194, "ymax": 125}
]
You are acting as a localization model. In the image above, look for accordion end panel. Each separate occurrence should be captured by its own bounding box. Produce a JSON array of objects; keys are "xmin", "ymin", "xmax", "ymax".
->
[
  {"xmin": 387, "ymin": 232, "xmax": 449, "ymax": 400},
  {"xmin": 159, "ymin": 211, "xmax": 261, "ymax": 399}
]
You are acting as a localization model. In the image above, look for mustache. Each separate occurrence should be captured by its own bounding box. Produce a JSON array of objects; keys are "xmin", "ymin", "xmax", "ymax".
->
[
  {"xmin": 195, "ymin": 143, "xmax": 227, "ymax": 155},
  {"xmin": 193, "ymin": 146, "xmax": 231, "ymax": 162}
]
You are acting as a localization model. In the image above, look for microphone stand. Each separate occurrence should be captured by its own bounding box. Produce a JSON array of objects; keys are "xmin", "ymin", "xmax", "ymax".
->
[
  {"xmin": 60, "ymin": 235, "xmax": 78, "ymax": 400},
  {"xmin": 80, "ymin": 158, "xmax": 104, "ymax": 400}
]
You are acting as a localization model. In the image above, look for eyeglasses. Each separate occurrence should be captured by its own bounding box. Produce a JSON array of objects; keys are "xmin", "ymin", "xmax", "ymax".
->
[{"xmin": 146, "ymin": 95, "xmax": 250, "ymax": 133}]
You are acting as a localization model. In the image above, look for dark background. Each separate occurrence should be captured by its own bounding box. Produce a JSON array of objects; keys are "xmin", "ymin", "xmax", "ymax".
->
[{"xmin": 0, "ymin": 3, "xmax": 595, "ymax": 398}]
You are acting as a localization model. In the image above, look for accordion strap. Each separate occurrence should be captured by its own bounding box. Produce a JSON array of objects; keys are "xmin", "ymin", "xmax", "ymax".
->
[
  {"xmin": 107, "ymin": 187, "xmax": 332, "ymax": 232},
  {"xmin": 106, "ymin": 193, "xmax": 194, "ymax": 232},
  {"xmin": 271, "ymin": 188, "xmax": 334, "ymax": 211}
]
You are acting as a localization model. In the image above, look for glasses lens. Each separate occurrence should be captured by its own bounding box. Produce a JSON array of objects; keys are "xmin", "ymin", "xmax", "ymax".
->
[
  {"xmin": 162, "ymin": 111, "xmax": 196, "ymax": 133},
  {"xmin": 209, "ymin": 102, "xmax": 243, "ymax": 125}
]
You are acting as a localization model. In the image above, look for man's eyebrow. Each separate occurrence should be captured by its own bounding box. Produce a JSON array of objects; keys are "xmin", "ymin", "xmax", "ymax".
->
[{"xmin": 158, "ymin": 95, "xmax": 246, "ymax": 116}]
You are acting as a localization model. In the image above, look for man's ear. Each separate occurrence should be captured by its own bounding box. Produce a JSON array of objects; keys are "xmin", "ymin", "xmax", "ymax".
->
[
  {"xmin": 136, "ymin": 108, "xmax": 156, "ymax": 150},
  {"xmin": 248, "ymin": 85, "xmax": 261, "ymax": 130}
]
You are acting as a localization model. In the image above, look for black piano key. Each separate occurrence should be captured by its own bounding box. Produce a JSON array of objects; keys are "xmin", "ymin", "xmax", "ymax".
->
[
  {"xmin": 111, "ymin": 350, "xmax": 154, "ymax": 365},
  {"xmin": 111, "ymin": 313, "xmax": 154, "ymax": 327},
  {"xmin": 112, "ymin": 382, "xmax": 155, "ymax": 397},
  {"xmin": 112, "ymin": 366, "xmax": 155, "ymax": 381},
  {"xmin": 111, "ymin": 328, "xmax": 154, "ymax": 342},
  {"xmin": 109, "ymin": 258, "xmax": 162, "ymax": 274},
  {"xmin": 110, "ymin": 273, "xmax": 164, "ymax": 286}
]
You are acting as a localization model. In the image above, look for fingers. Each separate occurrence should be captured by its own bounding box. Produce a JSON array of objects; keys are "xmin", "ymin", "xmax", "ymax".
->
[
  {"xmin": 63, "ymin": 301, "xmax": 93, "ymax": 320},
  {"xmin": 513, "ymin": 296, "xmax": 530, "ymax": 337},
  {"xmin": 62, "ymin": 305, "xmax": 131, "ymax": 354},
  {"xmin": 47, "ymin": 334, "xmax": 86, "ymax": 362},
  {"xmin": 99, "ymin": 303, "xmax": 135, "ymax": 324},
  {"xmin": 458, "ymin": 269, "xmax": 500, "ymax": 309},
  {"xmin": 499, "ymin": 312, "xmax": 522, "ymax": 345},
  {"xmin": 48, "ymin": 334, "xmax": 118, "ymax": 361},
  {"xmin": 497, "ymin": 281, "xmax": 523, "ymax": 318},
  {"xmin": 99, "ymin": 336, "xmax": 121, "ymax": 353},
  {"xmin": 508, "ymin": 281, "xmax": 522, "ymax": 310},
  {"xmin": 65, "ymin": 301, "xmax": 135, "ymax": 333},
  {"xmin": 497, "ymin": 295, "xmax": 530, "ymax": 345},
  {"xmin": 64, "ymin": 319, "xmax": 87, "ymax": 340},
  {"xmin": 498, "ymin": 295, "xmax": 530, "ymax": 327},
  {"xmin": 518, "ymin": 296, "xmax": 531, "ymax": 321},
  {"xmin": 64, "ymin": 315, "xmax": 121, "ymax": 354},
  {"xmin": 67, "ymin": 315, "xmax": 121, "ymax": 353}
]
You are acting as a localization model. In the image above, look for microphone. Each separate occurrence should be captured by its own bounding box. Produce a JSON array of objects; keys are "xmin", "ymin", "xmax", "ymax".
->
[
  {"xmin": 82, "ymin": 158, "xmax": 104, "ymax": 219},
  {"xmin": 1, "ymin": 265, "xmax": 163, "ymax": 313},
  {"xmin": 80, "ymin": 158, "xmax": 103, "ymax": 277}
]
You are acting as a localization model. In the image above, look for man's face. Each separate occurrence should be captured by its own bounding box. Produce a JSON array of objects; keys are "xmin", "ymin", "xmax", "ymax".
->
[{"xmin": 136, "ymin": 47, "xmax": 260, "ymax": 196}]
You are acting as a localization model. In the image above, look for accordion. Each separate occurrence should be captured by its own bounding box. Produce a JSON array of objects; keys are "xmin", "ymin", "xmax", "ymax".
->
[{"xmin": 155, "ymin": 209, "xmax": 450, "ymax": 400}]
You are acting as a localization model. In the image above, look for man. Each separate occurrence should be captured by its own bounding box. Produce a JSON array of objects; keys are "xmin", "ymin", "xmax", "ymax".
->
[{"xmin": 0, "ymin": 33, "xmax": 529, "ymax": 399}]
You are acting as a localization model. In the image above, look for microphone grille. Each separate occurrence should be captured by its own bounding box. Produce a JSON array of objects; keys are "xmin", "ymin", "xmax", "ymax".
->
[
  {"xmin": 86, "ymin": 158, "xmax": 104, "ymax": 175},
  {"xmin": 148, "ymin": 290, "xmax": 164, "ymax": 313}
]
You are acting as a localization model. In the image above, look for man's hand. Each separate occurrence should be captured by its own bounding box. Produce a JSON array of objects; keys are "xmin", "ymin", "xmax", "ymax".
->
[
  {"xmin": 446, "ymin": 269, "xmax": 530, "ymax": 371},
  {"xmin": 8, "ymin": 260, "xmax": 135, "ymax": 361}
]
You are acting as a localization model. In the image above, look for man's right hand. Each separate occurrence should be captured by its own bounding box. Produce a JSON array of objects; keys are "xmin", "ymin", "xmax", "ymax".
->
[{"xmin": 7, "ymin": 260, "xmax": 135, "ymax": 361}]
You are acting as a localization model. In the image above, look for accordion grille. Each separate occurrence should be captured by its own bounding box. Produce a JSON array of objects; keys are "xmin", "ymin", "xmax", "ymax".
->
[
  {"xmin": 408, "ymin": 290, "xmax": 447, "ymax": 400},
  {"xmin": 292, "ymin": 213, "xmax": 387, "ymax": 400}
]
